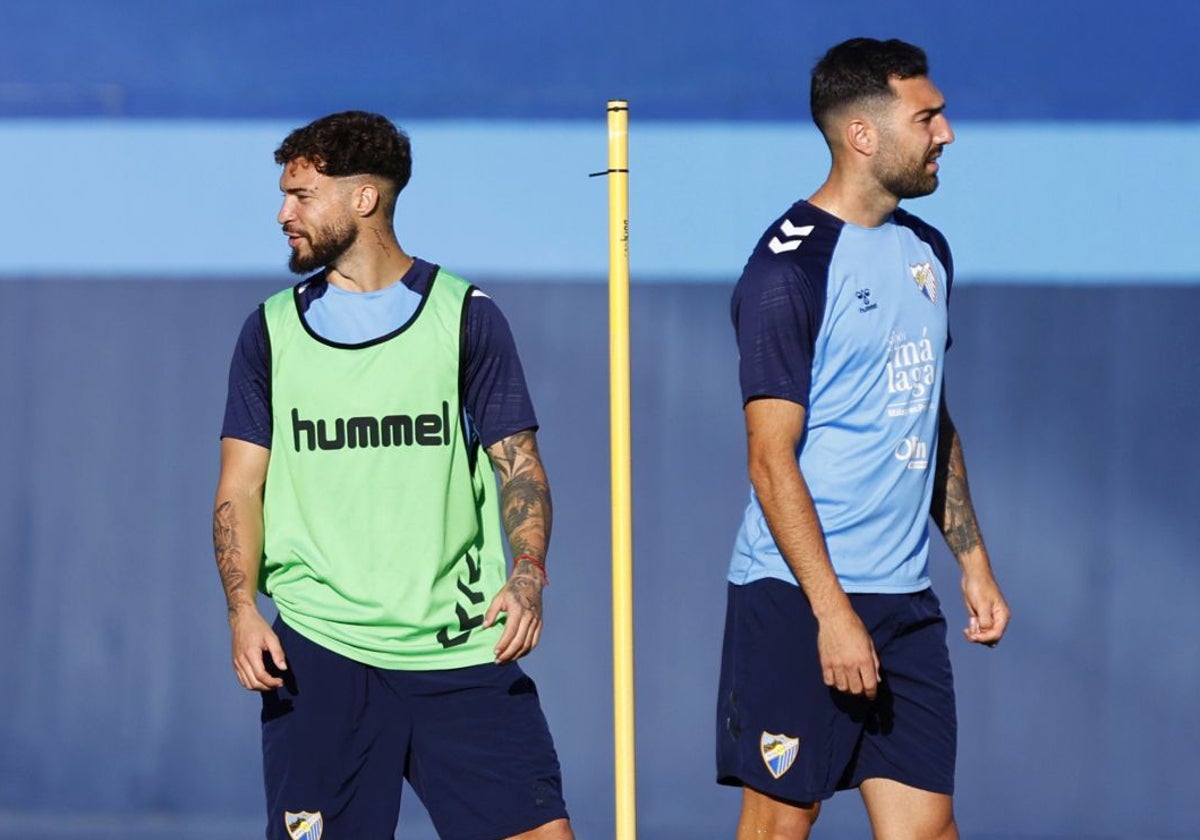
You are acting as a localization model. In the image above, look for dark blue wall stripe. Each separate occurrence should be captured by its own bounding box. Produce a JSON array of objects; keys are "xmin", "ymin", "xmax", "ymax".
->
[
  {"xmin": 1, "ymin": 279, "xmax": 1196, "ymax": 836},
  {"xmin": 3, "ymin": 0, "xmax": 1198, "ymax": 120}
]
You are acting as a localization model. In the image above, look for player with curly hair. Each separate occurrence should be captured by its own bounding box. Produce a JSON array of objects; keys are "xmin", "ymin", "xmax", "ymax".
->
[{"xmin": 214, "ymin": 111, "xmax": 573, "ymax": 840}]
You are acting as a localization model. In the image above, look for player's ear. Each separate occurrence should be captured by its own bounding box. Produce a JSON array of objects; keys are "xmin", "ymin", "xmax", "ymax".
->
[
  {"xmin": 846, "ymin": 118, "xmax": 875, "ymax": 157},
  {"xmin": 354, "ymin": 183, "xmax": 381, "ymax": 217}
]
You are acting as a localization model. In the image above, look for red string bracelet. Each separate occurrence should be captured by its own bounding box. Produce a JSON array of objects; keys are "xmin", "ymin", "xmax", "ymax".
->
[{"xmin": 513, "ymin": 554, "xmax": 549, "ymax": 585}]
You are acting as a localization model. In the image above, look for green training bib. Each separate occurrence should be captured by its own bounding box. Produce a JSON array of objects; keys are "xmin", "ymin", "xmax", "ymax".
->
[{"xmin": 260, "ymin": 270, "xmax": 507, "ymax": 669}]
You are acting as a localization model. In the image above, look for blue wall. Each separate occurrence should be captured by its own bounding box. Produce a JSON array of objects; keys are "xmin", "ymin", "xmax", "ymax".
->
[
  {"xmin": 2, "ymin": 280, "xmax": 1198, "ymax": 838},
  {"xmin": 2, "ymin": 1, "xmax": 1198, "ymax": 837},
  {"xmin": 4, "ymin": 0, "xmax": 1199, "ymax": 120}
]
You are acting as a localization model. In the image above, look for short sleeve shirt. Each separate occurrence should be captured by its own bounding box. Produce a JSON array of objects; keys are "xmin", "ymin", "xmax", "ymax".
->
[{"xmin": 729, "ymin": 201, "xmax": 953, "ymax": 593}]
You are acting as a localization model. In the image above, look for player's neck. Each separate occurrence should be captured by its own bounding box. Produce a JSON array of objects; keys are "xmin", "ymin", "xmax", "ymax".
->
[
  {"xmin": 326, "ymin": 229, "xmax": 413, "ymax": 293},
  {"xmin": 809, "ymin": 170, "xmax": 899, "ymax": 229}
]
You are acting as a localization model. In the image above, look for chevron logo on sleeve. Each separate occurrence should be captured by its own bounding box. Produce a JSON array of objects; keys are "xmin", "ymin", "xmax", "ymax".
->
[{"xmin": 768, "ymin": 220, "xmax": 815, "ymax": 254}]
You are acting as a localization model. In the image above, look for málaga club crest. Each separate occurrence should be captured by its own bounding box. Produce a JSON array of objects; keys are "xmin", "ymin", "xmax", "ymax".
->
[
  {"xmin": 285, "ymin": 810, "xmax": 323, "ymax": 840},
  {"xmin": 760, "ymin": 732, "xmax": 800, "ymax": 779},
  {"xmin": 909, "ymin": 261, "xmax": 939, "ymax": 304}
]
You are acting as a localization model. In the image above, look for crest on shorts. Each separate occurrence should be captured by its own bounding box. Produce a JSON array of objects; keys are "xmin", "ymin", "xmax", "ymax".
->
[
  {"xmin": 760, "ymin": 732, "xmax": 800, "ymax": 779},
  {"xmin": 910, "ymin": 261, "xmax": 939, "ymax": 304},
  {"xmin": 284, "ymin": 810, "xmax": 323, "ymax": 840}
]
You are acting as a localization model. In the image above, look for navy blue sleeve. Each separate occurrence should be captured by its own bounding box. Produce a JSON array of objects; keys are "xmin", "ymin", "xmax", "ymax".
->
[
  {"xmin": 937, "ymin": 233, "xmax": 954, "ymax": 293},
  {"xmin": 462, "ymin": 290, "xmax": 538, "ymax": 448},
  {"xmin": 220, "ymin": 308, "xmax": 272, "ymax": 448},
  {"xmin": 731, "ymin": 258, "xmax": 824, "ymax": 409},
  {"xmin": 934, "ymin": 228, "xmax": 954, "ymax": 349},
  {"xmin": 937, "ymin": 230, "xmax": 954, "ymax": 350}
]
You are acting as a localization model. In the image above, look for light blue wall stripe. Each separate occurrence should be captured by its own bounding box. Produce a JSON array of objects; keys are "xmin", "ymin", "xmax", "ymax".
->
[{"xmin": 2, "ymin": 120, "xmax": 1197, "ymax": 282}]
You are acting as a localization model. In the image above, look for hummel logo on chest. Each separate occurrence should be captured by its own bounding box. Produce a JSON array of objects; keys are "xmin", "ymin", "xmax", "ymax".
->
[{"xmin": 768, "ymin": 220, "xmax": 815, "ymax": 254}]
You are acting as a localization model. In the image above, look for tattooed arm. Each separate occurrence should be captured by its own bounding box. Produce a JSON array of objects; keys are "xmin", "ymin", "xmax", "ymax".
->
[
  {"xmin": 482, "ymin": 429, "xmax": 553, "ymax": 663},
  {"xmin": 214, "ymin": 437, "xmax": 286, "ymax": 689},
  {"xmin": 931, "ymin": 397, "xmax": 1010, "ymax": 646}
]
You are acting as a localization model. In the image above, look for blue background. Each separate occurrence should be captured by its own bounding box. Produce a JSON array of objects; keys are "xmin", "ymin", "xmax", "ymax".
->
[
  {"xmin": 1, "ymin": 2, "xmax": 1198, "ymax": 838},
  {"xmin": 4, "ymin": 0, "xmax": 1199, "ymax": 121}
]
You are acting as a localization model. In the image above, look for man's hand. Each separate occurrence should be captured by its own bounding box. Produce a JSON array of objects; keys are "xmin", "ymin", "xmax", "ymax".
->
[
  {"xmin": 229, "ymin": 604, "xmax": 287, "ymax": 691},
  {"xmin": 483, "ymin": 570, "xmax": 544, "ymax": 663},
  {"xmin": 961, "ymin": 570, "xmax": 1010, "ymax": 647},
  {"xmin": 816, "ymin": 604, "xmax": 881, "ymax": 699}
]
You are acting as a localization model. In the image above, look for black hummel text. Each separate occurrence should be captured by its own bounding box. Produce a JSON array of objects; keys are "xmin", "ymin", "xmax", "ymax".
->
[{"xmin": 291, "ymin": 403, "xmax": 451, "ymax": 452}]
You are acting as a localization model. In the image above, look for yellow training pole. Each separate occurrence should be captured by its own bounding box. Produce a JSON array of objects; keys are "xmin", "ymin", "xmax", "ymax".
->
[{"xmin": 606, "ymin": 99, "xmax": 637, "ymax": 840}]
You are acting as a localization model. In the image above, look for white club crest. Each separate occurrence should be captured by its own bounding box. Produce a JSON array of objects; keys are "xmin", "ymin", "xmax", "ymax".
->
[
  {"xmin": 909, "ymin": 261, "xmax": 939, "ymax": 304},
  {"xmin": 285, "ymin": 810, "xmax": 323, "ymax": 840},
  {"xmin": 760, "ymin": 731, "xmax": 800, "ymax": 779}
]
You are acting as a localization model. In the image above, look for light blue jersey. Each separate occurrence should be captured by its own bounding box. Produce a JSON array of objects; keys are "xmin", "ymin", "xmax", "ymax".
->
[
  {"xmin": 304, "ymin": 274, "xmax": 424, "ymax": 344},
  {"xmin": 729, "ymin": 201, "xmax": 952, "ymax": 593}
]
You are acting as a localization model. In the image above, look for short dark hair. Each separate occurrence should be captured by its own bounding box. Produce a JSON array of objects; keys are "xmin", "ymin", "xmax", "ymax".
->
[
  {"xmin": 810, "ymin": 38, "xmax": 929, "ymax": 133},
  {"xmin": 274, "ymin": 110, "xmax": 412, "ymax": 195}
]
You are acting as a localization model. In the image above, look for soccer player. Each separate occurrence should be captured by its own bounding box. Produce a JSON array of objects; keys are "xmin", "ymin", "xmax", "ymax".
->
[
  {"xmin": 213, "ymin": 111, "xmax": 573, "ymax": 840},
  {"xmin": 715, "ymin": 39, "xmax": 1010, "ymax": 839}
]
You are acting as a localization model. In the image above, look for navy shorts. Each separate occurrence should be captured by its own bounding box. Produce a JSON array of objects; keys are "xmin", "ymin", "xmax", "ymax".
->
[
  {"xmin": 261, "ymin": 617, "xmax": 569, "ymax": 840},
  {"xmin": 716, "ymin": 579, "xmax": 956, "ymax": 804}
]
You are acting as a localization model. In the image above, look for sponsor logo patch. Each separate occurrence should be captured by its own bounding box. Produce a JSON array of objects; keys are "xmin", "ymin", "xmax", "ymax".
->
[
  {"xmin": 285, "ymin": 810, "xmax": 323, "ymax": 840},
  {"xmin": 760, "ymin": 731, "xmax": 800, "ymax": 779},
  {"xmin": 894, "ymin": 435, "xmax": 930, "ymax": 470},
  {"xmin": 910, "ymin": 261, "xmax": 939, "ymax": 304},
  {"xmin": 884, "ymin": 327, "xmax": 937, "ymax": 417}
]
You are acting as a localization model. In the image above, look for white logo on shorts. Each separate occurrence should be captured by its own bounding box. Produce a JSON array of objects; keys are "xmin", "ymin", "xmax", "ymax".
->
[
  {"xmin": 285, "ymin": 810, "xmax": 323, "ymax": 840},
  {"xmin": 760, "ymin": 731, "xmax": 800, "ymax": 779}
]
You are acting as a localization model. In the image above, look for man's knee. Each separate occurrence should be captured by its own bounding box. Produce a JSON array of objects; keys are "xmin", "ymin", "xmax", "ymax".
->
[
  {"xmin": 905, "ymin": 815, "xmax": 958, "ymax": 840},
  {"xmin": 860, "ymin": 777, "xmax": 957, "ymax": 840},
  {"xmin": 901, "ymin": 812, "xmax": 957, "ymax": 840},
  {"xmin": 738, "ymin": 786, "xmax": 820, "ymax": 839}
]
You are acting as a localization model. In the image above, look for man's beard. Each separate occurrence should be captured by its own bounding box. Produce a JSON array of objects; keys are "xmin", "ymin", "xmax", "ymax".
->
[
  {"xmin": 288, "ymin": 217, "xmax": 358, "ymax": 274},
  {"xmin": 875, "ymin": 148, "xmax": 941, "ymax": 200}
]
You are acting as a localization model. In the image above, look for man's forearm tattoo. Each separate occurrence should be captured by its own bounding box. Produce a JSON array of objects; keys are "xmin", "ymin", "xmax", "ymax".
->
[
  {"xmin": 493, "ymin": 431, "xmax": 552, "ymax": 577},
  {"xmin": 932, "ymin": 418, "xmax": 984, "ymax": 557},
  {"xmin": 506, "ymin": 572, "xmax": 543, "ymax": 616},
  {"xmin": 213, "ymin": 500, "xmax": 248, "ymax": 617}
]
